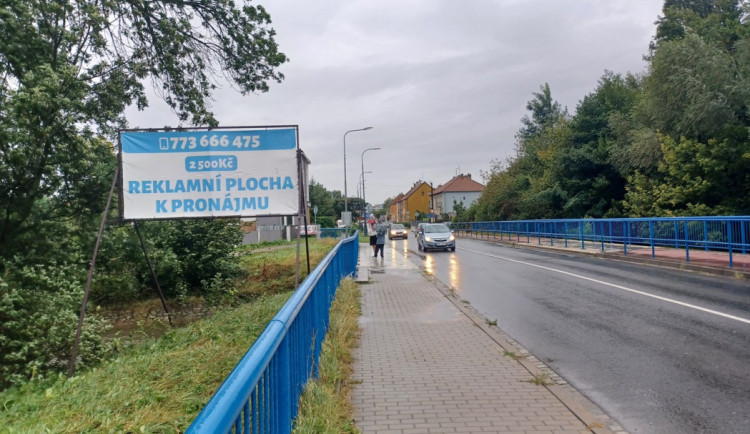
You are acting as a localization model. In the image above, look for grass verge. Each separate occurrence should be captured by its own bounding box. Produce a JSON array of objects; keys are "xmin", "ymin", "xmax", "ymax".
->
[
  {"xmin": 0, "ymin": 291, "xmax": 291, "ymax": 432},
  {"xmin": 293, "ymin": 278, "xmax": 361, "ymax": 434},
  {"xmin": 0, "ymin": 238, "xmax": 341, "ymax": 432}
]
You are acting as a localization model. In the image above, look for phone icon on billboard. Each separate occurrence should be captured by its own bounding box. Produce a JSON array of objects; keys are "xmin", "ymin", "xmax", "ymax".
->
[{"xmin": 159, "ymin": 138, "xmax": 169, "ymax": 150}]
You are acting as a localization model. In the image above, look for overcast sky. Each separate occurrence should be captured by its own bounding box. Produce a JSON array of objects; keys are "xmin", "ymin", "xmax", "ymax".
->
[{"xmin": 125, "ymin": 0, "xmax": 665, "ymax": 207}]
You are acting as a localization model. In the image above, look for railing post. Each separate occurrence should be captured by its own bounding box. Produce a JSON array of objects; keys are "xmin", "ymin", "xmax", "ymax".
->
[
  {"xmin": 526, "ymin": 222, "xmax": 530, "ymax": 243},
  {"xmin": 704, "ymin": 221, "xmax": 709, "ymax": 251},
  {"xmin": 592, "ymin": 221, "xmax": 597, "ymax": 249},
  {"xmin": 277, "ymin": 339, "xmax": 292, "ymax": 434},
  {"xmin": 684, "ymin": 221, "xmax": 690, "ymax": 263},
  {"xmin": 741, "ymin": 219, "xmax": 746, "ymax": 255},
  {"xmin": 564, "ymin": 221, "xmax": 568, "ymax": 248},
  {"xmin": 600, "ymin": 222, "xmax": 605, "ymax": 252},
  {"xmin": 538, "ymin": 222, "xmax": 542, "ymax": 245},
  {"xmin": 674, "ymin": 221, "xmax": 679, "ymax": 248},
  {"xmin": 580, "ymin": 222, "xmax": 585, "ymax": 250},
  {"xmin": 649, "ymin": 221, "xmax": 655, "ymax": 258},
  {"xmin": 625, "ymin": 220, "xmax": 631, "ymax": 254},
  {"xmin": 550, "ymin": 222, "xmax": 555, "ymax": 246},
  {"xmin": 728, "ymin": 220, "xmax": 734, "ymax": 268}
]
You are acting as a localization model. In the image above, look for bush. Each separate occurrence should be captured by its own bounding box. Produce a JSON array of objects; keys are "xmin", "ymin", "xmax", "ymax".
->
[
  {"xmin": 0, "ymin": 260, "xmax": 114, "ymax": 389},
  {"xmin": 317, "ymin": 216, "xmax": 335, "ymax": 228},
  {"xmin": 92, "ymin": 219, "xmax": 246, "ymax": 304}
]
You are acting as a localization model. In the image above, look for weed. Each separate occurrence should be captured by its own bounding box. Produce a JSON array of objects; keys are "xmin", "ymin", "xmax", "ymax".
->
[
  {"xmin": 503, "ymin": 350, "xmax": 524, "ymax": 361},
  {"xmin": 485, "ymin": 318, "xmax": 498, "ymax": 326},
  {"xmin": 526, "ymin": 372, "xmax": 551, "ymax": 386}
]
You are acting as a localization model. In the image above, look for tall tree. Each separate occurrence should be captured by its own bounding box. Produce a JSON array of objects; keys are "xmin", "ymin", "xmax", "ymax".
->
[
  {"xmin": 308, "ymin": 179, "xmax": 335, "ymax": 219},
  {"xmin": 0, "ymin": 0, "xmax": 287, "ymax": 387},
  {"xmin": 516, "ymin": 83, "xmax": 567, "ymax": 143},
  {"xmin": 651, "ymin": 0, "xmax": 748, "ymax": 53},
  {"xmin": 625, "ymin": 0, "xmax": 750, "ymax": 216},
  {"xmin": 0, "ymin": 0, "xmax": 288, "ymax": 259},
  {"xmin": 560, "ymin": 72, "xmax": 642, "ymax": 217}
]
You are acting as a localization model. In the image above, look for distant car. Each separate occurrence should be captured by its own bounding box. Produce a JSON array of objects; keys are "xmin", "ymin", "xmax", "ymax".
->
[
  {"xmin": 416, "ymin": 223, "xmax": 456, "ymax": 252},
  {"xmin": 388, "ymin": 223, "xmax": 408, "ymax": 240}
]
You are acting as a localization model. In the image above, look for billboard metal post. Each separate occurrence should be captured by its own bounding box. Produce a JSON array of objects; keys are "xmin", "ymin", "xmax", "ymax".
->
[
  {"xmin": 68, "ymin": 163, "xmax": 120, "ymax": 378},
  {"xmin": 133, "ymin": 221, "xmax": 173, "ymax": 327},
  {"xmin": 295, "ymin": 147, "xmax": 311, "ymax": 287}
]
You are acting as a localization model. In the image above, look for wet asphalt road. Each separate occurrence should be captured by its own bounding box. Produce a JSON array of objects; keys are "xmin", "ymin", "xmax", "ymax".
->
[{"xmin": 389, "ymin": 235, "xmax": 750, "ymax": 433}]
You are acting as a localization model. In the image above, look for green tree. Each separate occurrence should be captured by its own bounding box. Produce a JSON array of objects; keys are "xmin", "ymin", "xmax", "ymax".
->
[
  {"xmin": 308, "ymin": 179, "xmax": 335, "ymax": 219},
  {"xmin": 644, "ymin": 31, "xmax": 748, "ymax": 142},
  {"xmin": 478, "ymin": 84, "xmax": 569, "ymax": 220},
  {"xmin": 316, "ymin": 216, "xmax": 335, "ymax": 228},
  {"xmin": 0, "ymin": 0, "xmax": 287, "ymax": 387},
  {"xmin": 381, "ymin": 197, "xmax": 394, "ymax": 212},
  {"xmin": 559, "ymin": 72, "xmax": 642, "ymax": 217},
  {"xmin": 516, "ymin": 83, "xmax": 567, "ymax": 143},
  {"xmin": 651, "ymin": 0, "xmax": 748, "ymax": 53},
  {"xmin": 624, "ymin": 134, "xmax": 750, "ymax": 216},
  {"xmin": 0, "ymin": 0, "xmax": 287, "ymax": 259},
  {"xmin": 623, "ymin": 0, "xmax": 750, "ymax": 216}
]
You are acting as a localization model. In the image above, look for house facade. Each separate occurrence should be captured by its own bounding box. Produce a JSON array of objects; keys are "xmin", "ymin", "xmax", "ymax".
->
[
  {"xmin": 396, "ymin": 181, "xmax": 431, "ymax": 222},
  {"xmin": 431, "ymin": 174, "xmax": 484, "ymax": 220},
  {"xmin": 389, "ymin": 193, "xmax": 404, "ymax": 222}
]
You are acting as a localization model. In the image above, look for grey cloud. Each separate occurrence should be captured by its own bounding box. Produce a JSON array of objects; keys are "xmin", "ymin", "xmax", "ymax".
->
[{"xmin": 125, "ymin": 0, "xmax": 663, "ymax": 207}]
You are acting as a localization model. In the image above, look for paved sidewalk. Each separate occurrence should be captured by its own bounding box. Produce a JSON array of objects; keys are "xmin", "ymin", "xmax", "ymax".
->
[{"xmin": 351, "ymin": 243, "xmax": 620, "ymax": 434}]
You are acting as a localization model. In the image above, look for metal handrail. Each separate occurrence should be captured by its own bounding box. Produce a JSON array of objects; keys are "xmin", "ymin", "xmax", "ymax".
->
[
  {"xmin": 187, "ymin": 231, "xmax": 360, "ymax": 433},
  {"xmin": 450, "ymin": 217, "xmax": 750, "ymax": 268}
]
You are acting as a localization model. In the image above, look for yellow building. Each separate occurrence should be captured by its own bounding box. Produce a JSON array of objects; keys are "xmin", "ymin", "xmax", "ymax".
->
[
  {"xmin": 389, "ymin": 193, "xmax": 404, "ymax": 222},
  {"xmin": 396, "ymin": 181, "xmax": 432, "ymax": 223}
]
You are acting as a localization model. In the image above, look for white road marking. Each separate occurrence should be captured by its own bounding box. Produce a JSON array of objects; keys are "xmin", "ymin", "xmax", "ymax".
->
[{"xmin": 462, "ymin": 247, "xmax": 750, "ymax": 325}]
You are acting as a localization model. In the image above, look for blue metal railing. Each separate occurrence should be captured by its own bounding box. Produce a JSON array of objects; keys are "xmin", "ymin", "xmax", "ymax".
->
[
  {"xmin": 187, "ymin": 231, "xmax": 360, "ymax": 433},
  {"xmin": 450, "ymin": 217, "xmax": 750, "ymax": 268},
  {"xmin": 319, "ymin": 228, "xmax": 349, "ymax": 238}
]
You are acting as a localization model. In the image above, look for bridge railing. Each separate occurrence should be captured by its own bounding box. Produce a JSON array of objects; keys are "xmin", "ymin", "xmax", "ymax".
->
[
  {"xmin": 187, "ymin": 231, "xmax": 360, "ymax": 433},
  {"xmin": 449, "ymin": 217, "xmax": 750, "ymax": 268},
  {"xmin": 319, "ymin": 227, "xmax": 350, "ymax": 238}
]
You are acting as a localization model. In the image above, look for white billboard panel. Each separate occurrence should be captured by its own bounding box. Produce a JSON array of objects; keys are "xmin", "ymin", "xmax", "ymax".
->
[{"xmin": 119, "ymin": 128, "xmax": 298, "ymax": 220}]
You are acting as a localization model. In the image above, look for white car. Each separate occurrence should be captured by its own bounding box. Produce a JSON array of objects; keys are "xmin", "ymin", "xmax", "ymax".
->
[
  {"xmin": 416, "ymin": 223, "xmax": 456, "ymax": 251},
  {"xmin": 388, "ymin": 223, "xmax": 408, "ymax": 240}
]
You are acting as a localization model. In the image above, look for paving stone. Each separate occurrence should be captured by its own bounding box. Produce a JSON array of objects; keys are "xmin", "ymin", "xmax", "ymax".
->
[{"xmin": 351, "ymin": 243, "xmax": 600, "ymax": 434}]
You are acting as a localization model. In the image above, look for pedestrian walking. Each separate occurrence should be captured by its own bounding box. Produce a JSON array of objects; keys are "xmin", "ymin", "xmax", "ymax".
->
[
  {"xmin": 367, "ymin": 216, "xmax": 377, "ymax": 256},
  {"xmin": 374, "ymin": 217, "xmax": 388, "ymax": 258}
]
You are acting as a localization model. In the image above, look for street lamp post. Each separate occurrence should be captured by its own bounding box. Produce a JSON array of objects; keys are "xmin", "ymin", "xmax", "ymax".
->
[
  {"xmin": 358, "ymin": 171, "xmax": 373, "ymax": 199},
  {"xmin": 361, "ymin": 147, "xmax": 381, "ymax": 219},
  {"xmin": 358, "ymin": 170, "xmax": 373, "ymax": 228},
  {"xmin": 343, "ymin": 127, "xmax": 373, "ymax": 214}
]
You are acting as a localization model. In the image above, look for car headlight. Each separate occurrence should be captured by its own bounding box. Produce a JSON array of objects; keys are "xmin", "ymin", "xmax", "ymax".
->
[
  {"xmin": 449, "ymin": 234, "xmax": 455, "ymax": 241},
  {"xmin": 425, "ymin": 236, "xmax": 433, "ymax": 242},
  {"xmin": 390, "ymin": 230, "xmax": 396, "ymax": 235}
]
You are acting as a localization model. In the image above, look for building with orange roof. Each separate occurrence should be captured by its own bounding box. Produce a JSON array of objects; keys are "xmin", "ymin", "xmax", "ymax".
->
[
  {"xmin": 431, "ymin": 173, "xmax": 484, "ymax": 220},
  {"xmin": 395, "ymin": 181, "xmax": 431, "ymax": 223},
  {"xmin": 389, "ymin": 193, "xmax": 404, "ymax": 222}
]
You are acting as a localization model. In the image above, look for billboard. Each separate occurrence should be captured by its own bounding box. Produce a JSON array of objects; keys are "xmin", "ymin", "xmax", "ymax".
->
[{"xmin": 119, "ymin": 127, "xmax": 298, "ymax": 220}]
